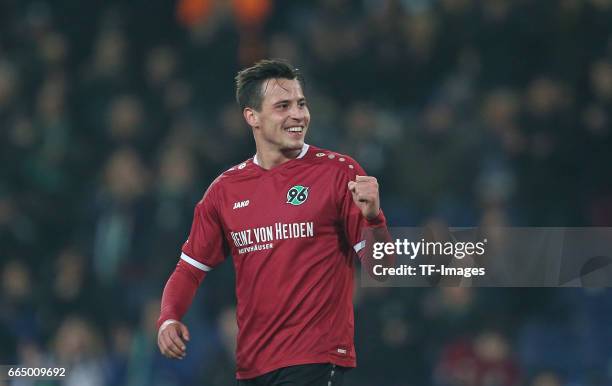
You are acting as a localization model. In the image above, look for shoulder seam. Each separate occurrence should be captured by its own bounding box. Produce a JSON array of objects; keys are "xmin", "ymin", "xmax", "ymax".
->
[{"xmin": 311, "ymin": 152, "xmax": 361, "ymax": 175}]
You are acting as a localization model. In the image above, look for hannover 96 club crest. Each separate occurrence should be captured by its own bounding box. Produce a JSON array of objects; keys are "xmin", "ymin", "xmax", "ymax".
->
[{"xmin": 286, "ymin": 185, "xmax": 309, "ymax": 206}]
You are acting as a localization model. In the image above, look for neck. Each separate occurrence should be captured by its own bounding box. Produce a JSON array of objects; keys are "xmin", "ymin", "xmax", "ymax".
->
[{"xmin": 254, "ymin": 144, "xmax": 307, "ymax": 170}]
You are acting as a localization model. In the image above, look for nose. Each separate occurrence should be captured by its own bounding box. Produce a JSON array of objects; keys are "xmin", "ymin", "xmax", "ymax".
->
[{"xmin": 289, "ymin": 104, "xmax": 306, "ymax": 122}]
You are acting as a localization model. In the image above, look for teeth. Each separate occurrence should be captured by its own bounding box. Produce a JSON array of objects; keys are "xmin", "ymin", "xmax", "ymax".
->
[{"xmin": 286, "ymin": 127, "xmax": 302, "ymax": 132}]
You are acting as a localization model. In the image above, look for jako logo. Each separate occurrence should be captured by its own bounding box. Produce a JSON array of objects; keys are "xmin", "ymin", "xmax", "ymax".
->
[{"xmin": 233, "ymin": 200, "xmax": 250, "ymax": 209}]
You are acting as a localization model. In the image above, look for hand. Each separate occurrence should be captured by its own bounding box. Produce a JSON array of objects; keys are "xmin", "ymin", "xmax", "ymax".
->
[
  {"xmin": 348, "ymin": 175, "xmax": 380, "ymax": 220},
  {"xmin": 157, "ymin": 320, "xmax": 190, "ymax": 359}
]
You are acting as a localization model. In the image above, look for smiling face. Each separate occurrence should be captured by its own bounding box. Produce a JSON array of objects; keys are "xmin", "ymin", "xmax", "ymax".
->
[{"xmin": 245, "ymin": 77, "xmax": 310, "ymax": 156}]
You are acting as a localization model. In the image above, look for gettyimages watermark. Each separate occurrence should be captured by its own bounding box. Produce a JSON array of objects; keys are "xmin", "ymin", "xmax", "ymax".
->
[{"xmin": 361, "ymin": 227, "xmax": 612, "ymax": 287}]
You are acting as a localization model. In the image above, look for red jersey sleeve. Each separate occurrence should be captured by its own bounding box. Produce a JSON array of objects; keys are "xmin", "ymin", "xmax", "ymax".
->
[
  {"xmin": 181, "ymin": 182, "xmax": 229, "ymax": 271},
  {"xmin": 157, "ymin": 182, "xmax": 228, "ymax": 329}
]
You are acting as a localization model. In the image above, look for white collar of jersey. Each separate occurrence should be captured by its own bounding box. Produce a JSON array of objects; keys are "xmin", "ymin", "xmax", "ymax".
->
[{"xmin": 253, "ymin": 143, "xmax": 310, "ymax": 166}]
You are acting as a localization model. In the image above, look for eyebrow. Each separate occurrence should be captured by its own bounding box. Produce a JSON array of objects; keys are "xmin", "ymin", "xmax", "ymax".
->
[{"xmin": 273, "ymin": 97, "xmax": 306, "ymax": 106}]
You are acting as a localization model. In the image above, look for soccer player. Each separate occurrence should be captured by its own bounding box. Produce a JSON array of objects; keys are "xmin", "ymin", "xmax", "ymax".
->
[{"xmin": 157, "ymin": 59, "xmax": 392, "ymax": 385}]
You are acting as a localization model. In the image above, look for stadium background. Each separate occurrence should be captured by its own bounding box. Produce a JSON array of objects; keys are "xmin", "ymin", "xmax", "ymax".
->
[{"xmin": 1, "ymin": 0, "xmax": 612, "ymax": 385}]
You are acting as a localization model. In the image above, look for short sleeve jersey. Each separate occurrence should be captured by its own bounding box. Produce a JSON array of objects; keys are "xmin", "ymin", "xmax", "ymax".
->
[{"xmin": 181, "ymin": 144, "xmax": 378, "ymax": 379}]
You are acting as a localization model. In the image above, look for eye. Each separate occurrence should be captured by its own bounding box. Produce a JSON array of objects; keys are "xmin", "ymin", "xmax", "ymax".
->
[
  {"xmin": 298, "ymin": 100, "xmax": 307, "ymax": 108},
  {"xmin": 276, "ymin": 103, "xmax": 288, "ymax": 110}
]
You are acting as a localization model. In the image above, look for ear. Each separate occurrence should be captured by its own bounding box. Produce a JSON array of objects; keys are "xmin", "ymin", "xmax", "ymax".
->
[{"xmin": 243, "ymin": 108, "xmax": 259, "ymax": 128}]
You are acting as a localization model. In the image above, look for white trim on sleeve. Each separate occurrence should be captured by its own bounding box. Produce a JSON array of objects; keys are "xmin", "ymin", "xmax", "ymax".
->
[
  {"xmin": 159, "ymin": 319, "xmax": 179, "ymax": 332},
  {"xmin": 180, "ymin": 252, "xmax": 213, "ymax": 272},
  {"xmin": 353, "ymin": 240, "xmax": 366, "ymax": 253}
]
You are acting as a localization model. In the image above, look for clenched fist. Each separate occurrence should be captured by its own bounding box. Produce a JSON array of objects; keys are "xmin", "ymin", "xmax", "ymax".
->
[
  {"xmin": 158, "ymin": 320, "xmax": 190, "ymax": 359},
  {"xmin": 348, "ymin": 175, "xmax": 380, "ymax": 220}
]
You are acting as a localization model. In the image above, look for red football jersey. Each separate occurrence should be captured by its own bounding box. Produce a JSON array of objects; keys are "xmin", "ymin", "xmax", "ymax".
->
[{"xmin": 181, "ymin": 144, "xmax": 384, "ymax": 379}]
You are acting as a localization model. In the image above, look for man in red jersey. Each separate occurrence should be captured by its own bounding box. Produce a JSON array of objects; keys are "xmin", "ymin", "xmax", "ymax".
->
[{"xmin": 157, "ymin": 59, "xmax": 392, "ymax": 385}]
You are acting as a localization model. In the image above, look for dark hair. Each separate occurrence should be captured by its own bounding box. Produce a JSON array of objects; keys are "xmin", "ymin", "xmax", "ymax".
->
[{"xmin": 235, "ymin": 59, "xmax": 304, "ymax": 111}]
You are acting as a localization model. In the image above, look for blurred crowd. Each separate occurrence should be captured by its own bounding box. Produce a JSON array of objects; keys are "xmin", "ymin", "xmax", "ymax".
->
[{"xmin": 1, "ymin": 0, "xmax": 612, "ymax": 385}]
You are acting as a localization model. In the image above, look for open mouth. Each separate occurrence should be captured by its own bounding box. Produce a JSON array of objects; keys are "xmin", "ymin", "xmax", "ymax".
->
[{"xmin": 284, "ymin": 126, "xmax": 304, "ymax": 135}]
